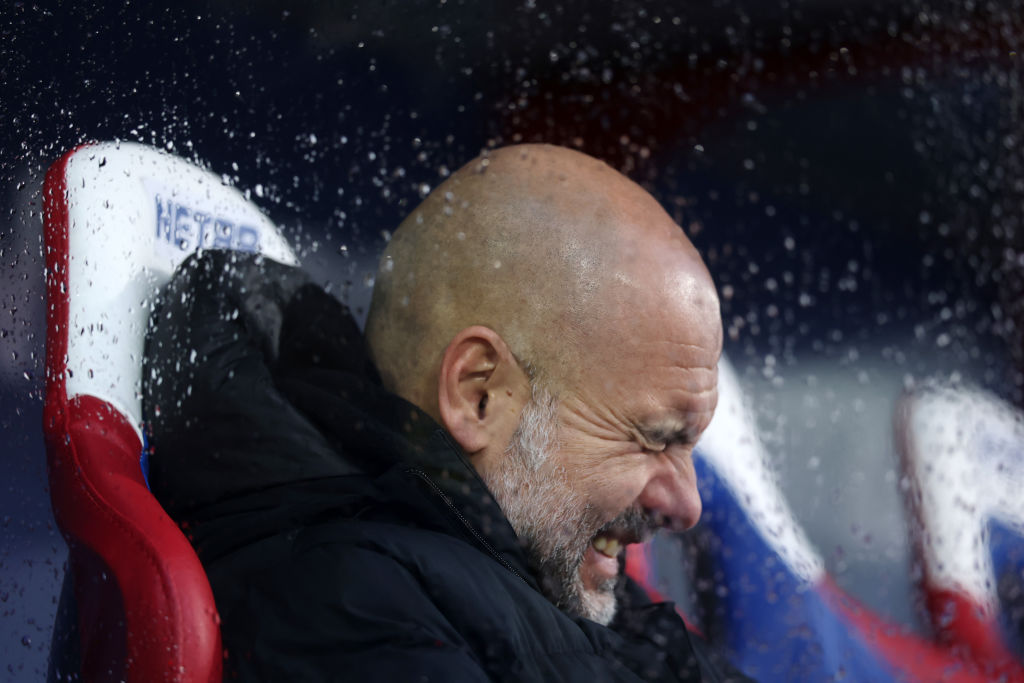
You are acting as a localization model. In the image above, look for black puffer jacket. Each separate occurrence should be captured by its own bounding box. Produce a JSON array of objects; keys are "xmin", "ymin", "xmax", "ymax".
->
[{"xmin": 144, "ymin": 251, "xmax": 751, "ymax": 682}]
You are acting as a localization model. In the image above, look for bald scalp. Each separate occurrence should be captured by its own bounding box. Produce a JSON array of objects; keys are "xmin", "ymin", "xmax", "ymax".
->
[{"xmin": 365, "ymin": 144, "xmax": 710, "ymax": 417}]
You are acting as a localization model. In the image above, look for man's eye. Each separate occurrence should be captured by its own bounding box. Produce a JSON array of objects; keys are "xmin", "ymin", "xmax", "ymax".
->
[{"xmin": 633, "ymin": 427, "xmax": 674, "ymax": 452}]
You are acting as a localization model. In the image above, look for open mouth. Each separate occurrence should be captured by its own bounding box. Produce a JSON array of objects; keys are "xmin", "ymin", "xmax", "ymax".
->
[
  {"xmin": 591, "ymin": 534, "xmax": 623, "ymax": 559},
  {"xmin": 588, "ymin": 509, "xmax": 655, "ymax": 562},
  {"xmin": 582, "ymin": 526, "xmax": 643, "ymax": 590},
  {"xmin": 589, "ymin": 523, "xmax": 645, "ymax": 560}
]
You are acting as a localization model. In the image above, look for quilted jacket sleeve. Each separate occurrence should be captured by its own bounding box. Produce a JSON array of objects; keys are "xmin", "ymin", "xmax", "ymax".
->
[{"xmin": 206, "ymin": 532, "xmax": 494, "ymax": 682}]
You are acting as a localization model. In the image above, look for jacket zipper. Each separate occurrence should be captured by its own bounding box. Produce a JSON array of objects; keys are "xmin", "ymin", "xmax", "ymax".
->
[{"xmin": 406, "ymin": 467, "xmax": 528, "ymax": 585}]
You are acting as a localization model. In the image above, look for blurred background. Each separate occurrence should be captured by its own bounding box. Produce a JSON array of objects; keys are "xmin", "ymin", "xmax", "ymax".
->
[{"xmin": 2, "ymin": 1, "xmax": 1022, "ymax": 678}]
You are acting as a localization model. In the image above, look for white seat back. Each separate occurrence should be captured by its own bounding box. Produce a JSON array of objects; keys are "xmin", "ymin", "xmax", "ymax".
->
[{"xmin": 53, "ymin": 142, "xmax": 298, "ymax": 440}]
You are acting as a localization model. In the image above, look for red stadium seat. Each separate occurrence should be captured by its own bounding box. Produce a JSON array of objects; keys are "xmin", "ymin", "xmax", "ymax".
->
[{"xmin": 42, "ymin": 142, "xmax": 297, "ymax": 682}]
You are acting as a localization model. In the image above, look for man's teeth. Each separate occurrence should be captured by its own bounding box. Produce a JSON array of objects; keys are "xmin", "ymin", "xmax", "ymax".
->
[{"xmin": 592, "ymin": 535, "xmax": 621, "ymax": 558}]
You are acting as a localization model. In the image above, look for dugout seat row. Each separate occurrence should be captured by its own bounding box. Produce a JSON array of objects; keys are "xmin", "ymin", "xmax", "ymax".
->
[{"xmin": 42, "ymin": 142, "xmax": 1024, "ymax": 681}]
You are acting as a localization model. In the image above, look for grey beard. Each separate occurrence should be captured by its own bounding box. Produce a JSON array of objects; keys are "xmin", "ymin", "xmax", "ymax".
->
[{"xmin": 484, "ymin": 385, "xmax": 617, "ymax": 624}]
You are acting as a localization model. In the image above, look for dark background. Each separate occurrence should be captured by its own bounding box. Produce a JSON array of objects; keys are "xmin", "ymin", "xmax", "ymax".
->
[{"xmin": 2, "ymin": 1, "xmax": 1022, "ymax": 678}]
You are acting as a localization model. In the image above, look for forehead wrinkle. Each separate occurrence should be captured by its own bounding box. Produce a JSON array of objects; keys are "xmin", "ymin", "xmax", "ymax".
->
[
  {"xmin": 653, "ymin": 343, "xmax": 721, "ymax": 374},
  {"xmin": 628, "ymin": 358, "xmax": 718, "ymax": 400},
  {"xmin": 635, "ymin": 378, "xmax": 718, "ymax": 431}
]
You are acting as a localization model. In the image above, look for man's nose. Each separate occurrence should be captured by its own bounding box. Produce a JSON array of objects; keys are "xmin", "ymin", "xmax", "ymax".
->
[{"xmin": 636, "ymin": 459, "xmax": 702, "ymax": 532}]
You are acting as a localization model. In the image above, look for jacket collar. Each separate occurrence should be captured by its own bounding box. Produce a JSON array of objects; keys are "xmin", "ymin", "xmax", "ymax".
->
[{"xmin": 371, "ymin": 411, "xmax": 540, "ymax": 591}]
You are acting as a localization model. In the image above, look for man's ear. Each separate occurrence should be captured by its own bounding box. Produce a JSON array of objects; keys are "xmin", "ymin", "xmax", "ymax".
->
[{"xmin": 437, "ymin": 326, "xmax": 529, "ymax": 457}]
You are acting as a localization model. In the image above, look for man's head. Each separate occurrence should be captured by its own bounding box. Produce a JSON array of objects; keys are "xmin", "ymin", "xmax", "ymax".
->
[{"xmin": 365, "ymin": 144, "xmax": 722, "ymax": 624}]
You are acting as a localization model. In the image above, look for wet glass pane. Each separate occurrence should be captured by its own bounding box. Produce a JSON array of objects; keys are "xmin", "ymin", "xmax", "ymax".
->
[{"xmin": 2, "ymin": 1, "xmax": 1022, "ymax": 678}]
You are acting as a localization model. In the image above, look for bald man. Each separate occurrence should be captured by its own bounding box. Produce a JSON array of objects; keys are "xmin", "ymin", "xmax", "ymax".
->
[{"xmin": 146, "ymin": 144, "xmax": 746, "ymax": 681}]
